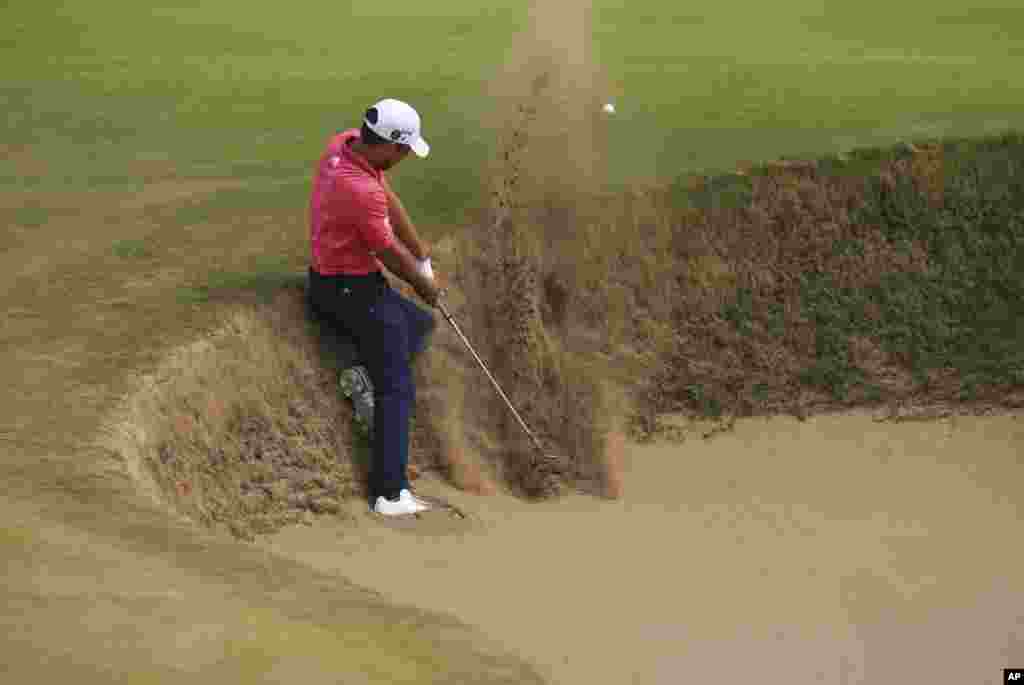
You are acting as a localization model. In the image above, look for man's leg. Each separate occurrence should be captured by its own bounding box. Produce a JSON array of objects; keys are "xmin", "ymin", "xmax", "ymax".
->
[
  {"xmin": 306, "ymin": 271, "xmax": 361, "ymax": 371},
  {"xmin": 308, "ymin": 271, "xmax": 413, "ymax": 501},
  {"xmin": 359, "ymin": 293, "xmax": 416, "ymax": 500}
]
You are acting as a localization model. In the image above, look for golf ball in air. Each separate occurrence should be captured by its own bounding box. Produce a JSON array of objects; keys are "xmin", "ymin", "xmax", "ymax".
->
[{"xmin": 603, "ymin": 102, "xmax": 615, "ymax": 114}]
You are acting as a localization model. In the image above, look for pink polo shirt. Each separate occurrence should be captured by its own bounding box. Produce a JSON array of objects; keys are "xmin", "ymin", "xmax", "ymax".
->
[{"xmin": 309, "ymin": 129, "xmax": 396, "ymax": 276}]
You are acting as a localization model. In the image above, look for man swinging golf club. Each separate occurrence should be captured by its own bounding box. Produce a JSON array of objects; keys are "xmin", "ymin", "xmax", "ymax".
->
[{"xmin": 307, "ymin": 98, "xmax": 441, "ymax": 516}]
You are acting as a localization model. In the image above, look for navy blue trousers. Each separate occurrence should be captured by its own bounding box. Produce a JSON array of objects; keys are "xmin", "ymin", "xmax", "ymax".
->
[{"xmin": 308, "ymin": 268, "xmax": 435, "ymax": 501}]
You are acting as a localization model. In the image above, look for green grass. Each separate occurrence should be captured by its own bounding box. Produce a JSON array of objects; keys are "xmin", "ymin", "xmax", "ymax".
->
[
  {"xmin": 4, "ymin": 0, "xmax": 1024, "ymax": 226},
  {"xmin": 177, "ymin": 255, "xmax": 305, "ymax": 304},
  {"xmin": 684, "ymin": 383, "xmax": 724, "ymax": 418},
  {"xmin": 111, "ymin": 239, "xmax": 151, "ymax": 259},
  {"xmin": 787, "ymin": 133, "xmax": 1023, "ymax": 401},
  {"xmin": 13, "ymin": 205, "xmax": 51, "ymax": 228}
]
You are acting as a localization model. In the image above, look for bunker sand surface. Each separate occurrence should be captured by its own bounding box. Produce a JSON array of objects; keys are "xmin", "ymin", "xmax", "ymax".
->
[{"xmin": 264, "ymin": 411, "xmax": 1024, "ymax": 685}]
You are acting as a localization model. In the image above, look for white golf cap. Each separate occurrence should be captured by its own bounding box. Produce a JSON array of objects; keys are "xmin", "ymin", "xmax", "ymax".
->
[{"xmin": 364, "ymin": 98, "xmax": 430, "ymax": 158}]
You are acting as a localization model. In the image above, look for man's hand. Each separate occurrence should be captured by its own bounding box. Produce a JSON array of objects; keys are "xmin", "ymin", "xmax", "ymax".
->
[
  {"xmin": 415, "ymin": 257, "xmax": 450, "ymax": 307},
  {"xmin": 375, "ymin": 243, "xmax": 443, "ymax": 308},
  {"xmin": 416, "ymin": 257, "xmax": 434, "ymax": 281},
  {"xmin": 414, "ymin": 274, "xmax": 442, "ymax": 308}
]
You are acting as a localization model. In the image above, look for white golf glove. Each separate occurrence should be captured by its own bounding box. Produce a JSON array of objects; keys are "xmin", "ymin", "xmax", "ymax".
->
[{"xmin": 416, "ymin": 257, "xmax": 434, "ymax": 281}]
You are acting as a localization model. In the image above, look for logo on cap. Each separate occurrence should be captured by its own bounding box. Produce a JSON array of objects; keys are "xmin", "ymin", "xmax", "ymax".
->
[{"xmin": 388, "ymin": 129, "xmax": 415, "ymax": 143}]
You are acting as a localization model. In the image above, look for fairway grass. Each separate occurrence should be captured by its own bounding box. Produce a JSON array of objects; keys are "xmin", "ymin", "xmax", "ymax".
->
[{"xmin": 4, "ymin": 0, "xmax": 1022, "ymax": 226}]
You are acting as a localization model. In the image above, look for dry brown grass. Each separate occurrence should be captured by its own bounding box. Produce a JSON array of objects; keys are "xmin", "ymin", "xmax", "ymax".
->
[
  {"xmin": 100, "ymin": 289, "xmax": 363, "ymax": 540},
  {"xmin": 100, "ymin": 276, "xmax": 508, "ymax": 538},
  {"xmin": 628, "ymin": 138, "xmax": 1024, "ymax": 427}
]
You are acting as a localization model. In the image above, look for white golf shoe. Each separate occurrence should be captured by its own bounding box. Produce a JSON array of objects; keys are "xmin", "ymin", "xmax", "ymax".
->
[
  {"xmin": 402, "ymin": 489, "xmax": 433, "ymax": 512},
  {"xmin": 373, "ymin": 489, "xmax": 431, "ymax": 516}
]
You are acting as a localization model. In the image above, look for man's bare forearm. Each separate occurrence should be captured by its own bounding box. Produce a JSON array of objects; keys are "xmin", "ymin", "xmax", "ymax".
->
[
  {"xmin": 383, "ymin": 180, "xmax": 429, "ymax": 260},
  {"xmin": 375, "ymin": 240, "xmax": 433, "ymax": 295}
]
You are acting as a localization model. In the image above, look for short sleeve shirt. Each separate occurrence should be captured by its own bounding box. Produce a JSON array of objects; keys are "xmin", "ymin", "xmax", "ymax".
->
[{"xmin": 308, "ymin": 129, "xmax": 395, "ymax": 275}]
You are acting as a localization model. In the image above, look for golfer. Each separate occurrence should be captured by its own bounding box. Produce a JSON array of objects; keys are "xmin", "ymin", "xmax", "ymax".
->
[{"xmin": 307, "ymin": 98, "xmax": 441, "ymax": 516}]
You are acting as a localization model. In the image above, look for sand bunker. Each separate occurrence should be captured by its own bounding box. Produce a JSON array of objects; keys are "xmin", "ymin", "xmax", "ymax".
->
[{"xmin": 261, "ymin": 410, "xmax": 1024, "ymax": 685}]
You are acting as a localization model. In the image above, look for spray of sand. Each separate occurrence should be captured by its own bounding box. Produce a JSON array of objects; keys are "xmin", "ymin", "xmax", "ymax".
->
[{"xmin": 452, "ymin": 0, "xmax": 627, "ymax": 498}]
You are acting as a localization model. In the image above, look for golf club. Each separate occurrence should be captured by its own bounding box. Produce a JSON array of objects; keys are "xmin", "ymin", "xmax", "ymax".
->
[{"xmin": 436, "ymin": 298, "xmax": 563, "ymax": 464}]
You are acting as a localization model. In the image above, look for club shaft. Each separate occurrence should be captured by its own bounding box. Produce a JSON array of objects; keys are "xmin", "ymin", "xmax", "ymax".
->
[{"xmin": 437, "ymin": 301, "xmax": 544, "ymax": 453}]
